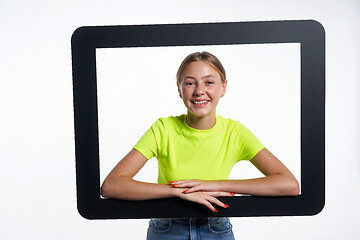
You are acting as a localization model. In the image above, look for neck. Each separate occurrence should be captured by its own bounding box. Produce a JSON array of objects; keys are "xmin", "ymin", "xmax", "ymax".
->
[{"xmin": 186, "ymin": 112, "xmax": 216, "ymax": 130}]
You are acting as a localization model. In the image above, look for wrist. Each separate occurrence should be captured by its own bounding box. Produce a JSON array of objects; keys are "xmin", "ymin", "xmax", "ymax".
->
[
  {"xmin": 170, "ymin": 185, "xmax": 184, "ymax": 198},
  {"xmin": 214, "ymin": 180, "xmax": 226, "ymax": 191}
]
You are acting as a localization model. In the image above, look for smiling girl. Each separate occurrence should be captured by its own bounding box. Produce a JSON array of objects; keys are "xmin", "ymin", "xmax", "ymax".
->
[{"xmin": 101, "ymin": 51, "xmax": 299, "ymax": 239}]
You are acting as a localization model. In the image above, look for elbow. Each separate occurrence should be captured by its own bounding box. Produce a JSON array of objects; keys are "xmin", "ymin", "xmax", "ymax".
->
[
  {"xmin": 293, "ymin": 181, "xmax": 300, "ymax": 196},
  {"xmin": 100, "ymin": 181, "xmax": 111, "ymax": 198},
  {"xmin": 100, "ymin": 176, "xmax": 130, "ymax": 199},
  {"xmin": 286, "ymin": 178, "xmax": 300, "ymax": 196},
  {"xmin": 101, "ymin": 178, "xmax": 119, "ymax": 199},
  {"xmin": 275, "ymin": 174, "xmax": 300, "ymax": 196}
]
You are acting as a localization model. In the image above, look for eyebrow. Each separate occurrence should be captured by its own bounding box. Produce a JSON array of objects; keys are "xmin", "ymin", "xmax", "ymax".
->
[{"xmin": 184, "ymin": 75, "xmax": 217, "ymax": 80}]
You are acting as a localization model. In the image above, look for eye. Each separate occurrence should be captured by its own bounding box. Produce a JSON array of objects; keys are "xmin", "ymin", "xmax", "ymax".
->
[
  {"xmin": 185, "ymin": 82, "xmax": 195, "ymax": 86},
  {"xmin": 206, "ymin": 81, "xmax": 214, "ymax": 85}
]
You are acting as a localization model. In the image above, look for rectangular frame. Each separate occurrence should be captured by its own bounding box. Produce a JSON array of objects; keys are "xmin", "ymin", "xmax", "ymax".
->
[{"xmin": 72, "ymin": 20, "xmax": 325, "ymax": 219}]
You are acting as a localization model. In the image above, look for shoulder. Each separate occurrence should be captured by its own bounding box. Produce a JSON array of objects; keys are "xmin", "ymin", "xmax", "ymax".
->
[
  {"xmin": 151, "ymin": 115, "xmax": 185, "ymax": 130},
  {"xmin": 216, "ymin": 115, "xmax": 247, "ymax": 131},
  {"xmin": 216, "ymin": 115, "xmax": 252, "ymax": 141}
]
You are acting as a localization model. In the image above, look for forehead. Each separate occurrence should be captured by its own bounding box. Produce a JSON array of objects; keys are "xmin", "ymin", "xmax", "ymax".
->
[{"xmin": 182, "ymin": 61, "xmax": 220, "ymax": 78}]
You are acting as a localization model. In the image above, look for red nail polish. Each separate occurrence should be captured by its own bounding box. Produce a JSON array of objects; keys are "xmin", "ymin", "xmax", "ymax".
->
[
  {"xmin": 230, "ymin": 192, "xmax": 236, "ymax": 196},
  {"xmin": 168, "ymin": 181, "xmax": 174, "ymax": 184},
  {"xmin": 213, "ymin": 209, "xmax": 218, "ymax": 213},
  {"xmin": 182, "ymin": 190, "xmax": 188, "ymax": 193},
  {"xmin": 224, "ymin": 204, "xmax": 229, "ymax": 208},
  {"xmin": 173, "ymin": 184, "xmax": 178, "ymax": 187}
]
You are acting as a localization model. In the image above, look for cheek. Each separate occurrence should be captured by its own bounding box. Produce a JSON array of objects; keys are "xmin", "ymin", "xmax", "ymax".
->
[
  {"xmin": 182, "ymin": 88, "xmax": 193, "ymax": 98},
  {"xmin": 209, "ymin": 88, "xmax": 222, "ymax": 98}
]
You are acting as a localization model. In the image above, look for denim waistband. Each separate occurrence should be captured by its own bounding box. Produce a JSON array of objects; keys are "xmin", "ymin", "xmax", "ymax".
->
[{"xmin": 152, "ymin": 217, "xmax": 229, "ymax": 225}]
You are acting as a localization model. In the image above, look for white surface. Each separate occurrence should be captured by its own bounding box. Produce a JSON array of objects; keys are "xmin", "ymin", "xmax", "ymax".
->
[{"xmin": 0, "ymin": 0, "xmax": 359, "ymax": 239}]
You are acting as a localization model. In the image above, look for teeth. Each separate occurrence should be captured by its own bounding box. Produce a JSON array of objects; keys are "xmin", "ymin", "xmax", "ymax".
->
[{"xmin": 194, "ymin": 100, "xmax": 208, "ymax": 104}]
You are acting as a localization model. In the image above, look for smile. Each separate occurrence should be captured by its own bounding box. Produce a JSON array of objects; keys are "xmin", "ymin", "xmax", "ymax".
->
[
  {"xmin": 193, "ymin": 100, "xmax": 208, "ymax": 104},
  {"xmin": 191, "ymin": 100, "xmax": 209, "ymax": 106}
]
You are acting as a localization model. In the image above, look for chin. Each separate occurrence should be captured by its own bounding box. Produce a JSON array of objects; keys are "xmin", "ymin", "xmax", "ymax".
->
[{"xmin": 189, "ymin": 110, "xmax": 212, "ymax": 118}]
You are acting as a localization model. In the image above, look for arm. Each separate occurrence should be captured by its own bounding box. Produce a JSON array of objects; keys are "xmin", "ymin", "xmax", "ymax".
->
[
  {"xmin": 101, "ymin": 148, "xmax": 233, "ymax": 211},
  {"xmin": 172, "ymin": 148, "xmax": 300, "ymax": 196},
  {"xmin": 101, "ymin": 148, "xmax": 181, "ymax": 200}
]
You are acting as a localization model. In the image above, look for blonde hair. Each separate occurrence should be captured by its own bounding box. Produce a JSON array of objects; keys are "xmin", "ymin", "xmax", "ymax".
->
[{"xmin": 176, "ymin": 51, "xmax": 226, "ymax": 84}]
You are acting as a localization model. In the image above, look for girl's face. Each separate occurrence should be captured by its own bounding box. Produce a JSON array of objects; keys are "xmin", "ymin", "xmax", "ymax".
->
[{"xmin": 177, "ymin": 60, "xmax": 227, "ymax": 120}]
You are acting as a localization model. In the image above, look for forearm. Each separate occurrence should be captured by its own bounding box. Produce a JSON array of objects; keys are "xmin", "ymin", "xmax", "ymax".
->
[
  {"xmin": 101, "ymin": 176, "xmax": 184, "ymax": 201},
  {"xmin": 216, "ymin": 174, "xmax": 300, "ymax": 196}
]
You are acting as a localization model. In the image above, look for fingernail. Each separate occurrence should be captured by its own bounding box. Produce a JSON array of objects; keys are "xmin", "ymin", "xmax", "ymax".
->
[
  {"xmin": 168, "ymin": 181, "xmax": 174, "ymax": 184},
  {"xmin": 182, "ymin": 190, "xmax": 188, "ymax": 193},
  {"xmin": 224, "ymin": 204, "xmax": 229, "ymax": 208},
  {"xmin": 172, "ymin": 184, "xmax": 178, "ymax": 187},
  {"xmin": 213, "ymin": 209, "xmax": 218, "ymax": 213},
  {"xmin": 230, "ymin": 192, "xmax": 236, "ymax": 196}
]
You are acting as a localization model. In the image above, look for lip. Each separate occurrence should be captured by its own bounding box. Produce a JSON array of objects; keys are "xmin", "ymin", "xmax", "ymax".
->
[
  {"xmin": 191, "ymin": 99, "xmax": 210, "ymax": 102},
  {"xmin": 191, "ymin": 99, "xmax": 210, "ymax": 107}
]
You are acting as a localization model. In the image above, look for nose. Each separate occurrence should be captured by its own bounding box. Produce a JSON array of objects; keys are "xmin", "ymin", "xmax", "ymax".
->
[{"xmin": 194, "ymin": 84, "xmax": 205, "ymax": 96}]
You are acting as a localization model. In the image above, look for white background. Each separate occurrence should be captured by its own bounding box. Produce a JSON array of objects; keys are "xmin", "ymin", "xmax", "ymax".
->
[
  {"xmin": 0, "ymin": 0, "xmax": 359, "ymax": 239},
  {"xmin": 96, "ymin": 44, "xmax": 301, "ymax": 186}
]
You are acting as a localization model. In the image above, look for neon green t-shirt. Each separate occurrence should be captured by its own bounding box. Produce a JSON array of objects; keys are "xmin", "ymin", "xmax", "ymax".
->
[{"xmin": 134, "ymin": 115, "xmax": 265, "ymax": 184}]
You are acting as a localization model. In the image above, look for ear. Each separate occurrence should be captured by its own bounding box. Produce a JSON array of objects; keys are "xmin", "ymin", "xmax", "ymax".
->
[
  {"xmin": 220, "ymin": 80, "xmax": 227, "ymax": 97},
  {"xmin": 177, "ymin": 82, "xmax": 182, "ymax": 98}
]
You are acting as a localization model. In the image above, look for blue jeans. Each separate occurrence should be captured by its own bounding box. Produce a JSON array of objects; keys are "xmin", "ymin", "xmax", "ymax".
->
[{"xmin": 146, "ymin": 218, "xmax": 234, "ymax": 240}]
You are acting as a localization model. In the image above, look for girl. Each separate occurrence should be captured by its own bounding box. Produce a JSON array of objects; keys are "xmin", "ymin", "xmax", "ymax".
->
[{"xmin": 101, "ymin": 51, "xmax": 299, "ymax": 239}]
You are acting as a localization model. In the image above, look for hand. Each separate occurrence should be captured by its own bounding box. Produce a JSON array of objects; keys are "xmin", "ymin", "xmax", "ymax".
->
[
  {"xmin": 170, "ymin": 179, "xmax": 221, "ymax": 193},
  {"xmin": 178, "ymin": 190, "xmax": 231, "ymax": 212},
  {"xmin": 169, "ymin": 180, "xmax": 234, "ymax": 212}
]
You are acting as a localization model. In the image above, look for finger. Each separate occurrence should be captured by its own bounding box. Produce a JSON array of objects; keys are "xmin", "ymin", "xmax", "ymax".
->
[
  {"xmin": 176, "ymin": 183, "xmax": 195, "ymax": 188},
  {"xmin": 209, "ymin": 191, "xmax": 235, "ymax": 197},
  {"xmin": 169, "ymin": 180, "xmax": 189, "ymax": 187},
  {"xmin": 198, "ymin": 198, "xmax": 218, "ymax": 212},
  {"xmin": 169, "ymin": 180, "xmax": 191, "ymax": 185},
  {"xmin": 183, "ymin": 185, "xmax": 226, "ymax": 194},
  {"xmin": 173, "ymin": 181, "xmax": 199, "ymax": 188},
  {"xmin": 168, "ymin": 182, "xmax": 188, "ymax": 187},
  {"xmin": 206, "ymin": 196, "xmax": 230, "ymax": 209},
  {"xmin": 180, "ymin": 192, "xmax": 216, "ymax": 212},
  {"xmin": 181, "ymin": 185, "xmax": 202, "ymax": 193}
]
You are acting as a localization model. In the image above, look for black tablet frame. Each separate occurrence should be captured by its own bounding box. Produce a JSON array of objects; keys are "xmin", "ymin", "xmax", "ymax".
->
[{"xmin": 72, "ymin": 20, "xmax": 325, "ymax": 219}]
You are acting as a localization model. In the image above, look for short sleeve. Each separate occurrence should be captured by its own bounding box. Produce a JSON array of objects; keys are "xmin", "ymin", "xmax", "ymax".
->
[
  {"xmin": 236, "ymin": 124, "xmax": 265, "ymax": 161},
  {"xmin": 133, "ymin": 119, "xmax": 163, "ymax": 160}
]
